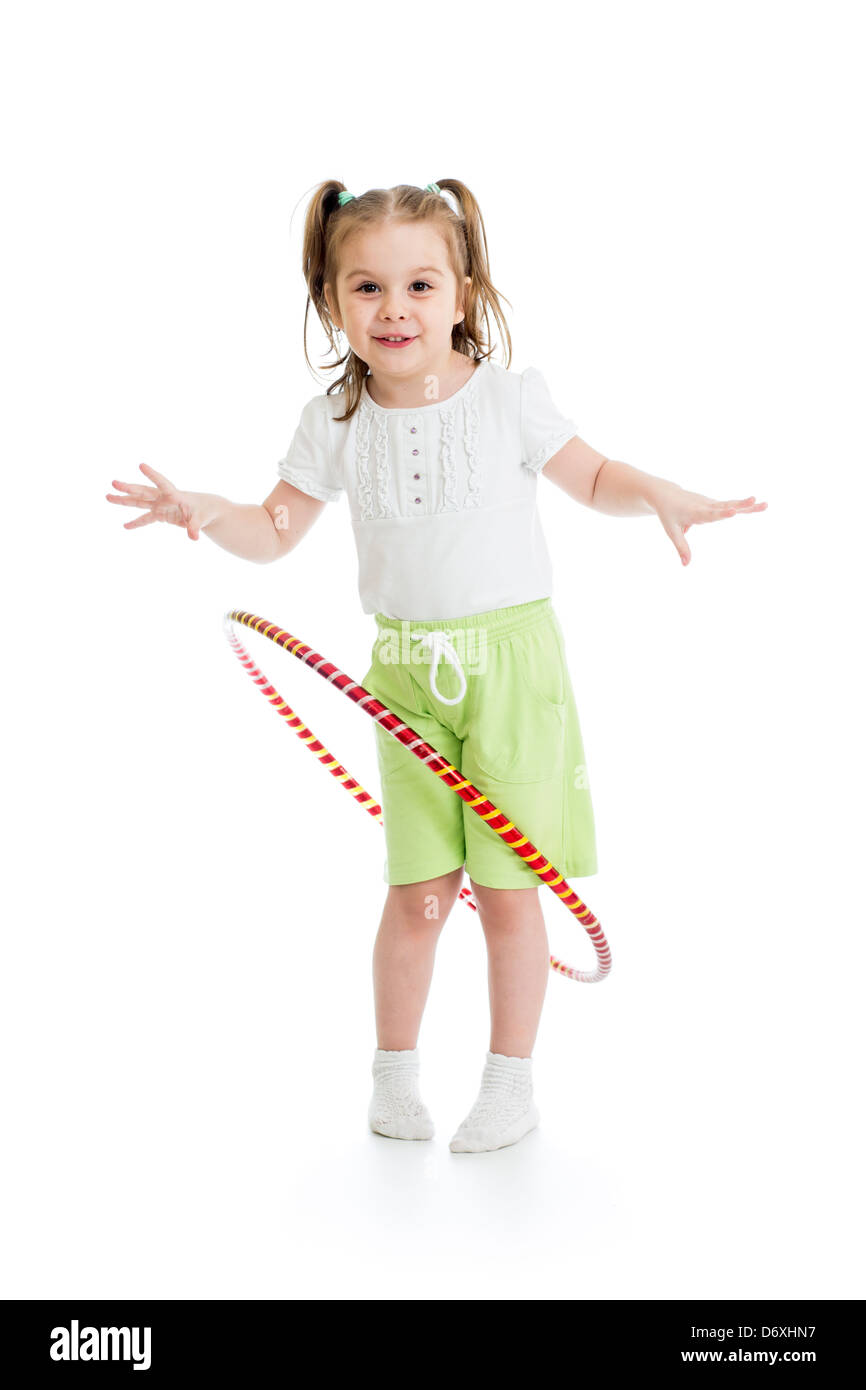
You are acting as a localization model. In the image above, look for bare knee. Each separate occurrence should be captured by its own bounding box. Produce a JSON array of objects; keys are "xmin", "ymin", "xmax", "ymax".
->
[
  {"xmin": 386, "ymin": 865, "xmax": 465, "ymax": 926},
  {"xmin": 468, "ymin": 879, "xmax": 539, "ymax": 928}
]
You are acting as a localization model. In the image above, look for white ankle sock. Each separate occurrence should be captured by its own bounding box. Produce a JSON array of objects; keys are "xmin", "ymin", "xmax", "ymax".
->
[
  {"xmin": 449, "ymin": 1051, "xmax": 540, "ymax": 1153},
  {"xmin": 368, "ymin": 1047, "xmax": 435, "ymax": 1141}
]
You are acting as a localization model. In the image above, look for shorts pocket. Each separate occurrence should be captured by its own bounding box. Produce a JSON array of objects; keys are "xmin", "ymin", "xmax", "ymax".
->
[
  {"xmin": 515, "ymin": 619, "xmax": 568, "ymax": 710},
  {"xmin": 467, "ymin": 623, "xmax": 567, "ymax": 785}
]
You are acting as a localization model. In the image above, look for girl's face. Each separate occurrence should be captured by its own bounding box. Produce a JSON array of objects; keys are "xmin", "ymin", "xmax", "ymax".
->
[{"xmin": 325, "ymin": 220, "xmax": 470, "ymax": 372}]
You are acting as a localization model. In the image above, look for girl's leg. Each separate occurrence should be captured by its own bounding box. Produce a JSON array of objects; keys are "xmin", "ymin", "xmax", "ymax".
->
[
  {"xmin": 447, "ymin": 881, "xmax": 545, "ymax": 1153},
  {"xmin": 373, "ymin": 865, "xmax": 465, "ymax": 1050},
  {"xmin": 468, "ymin": 881, "xmax": 549, "ymax": 1057}
]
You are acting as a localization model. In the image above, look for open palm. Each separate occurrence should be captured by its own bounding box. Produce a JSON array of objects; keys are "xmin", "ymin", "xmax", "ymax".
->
[{"xmin": 105, "ymin": 463, "xmax": 214, "ymax": 541}]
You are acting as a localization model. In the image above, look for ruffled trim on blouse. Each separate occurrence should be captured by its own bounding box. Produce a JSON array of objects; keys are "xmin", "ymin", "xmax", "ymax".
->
[
  {"xmin": 355, "ymin": 361, "xmax": 489, "ymax": 514},
  {"xmin": 437, "ymin": 400, "xmax": 459, "ymax": 512},
  {"xmin": 355, "ymin": 403, "xmax": 375, "ymax": 519},
  {"xmin": 524, "ymin": 426, "xmax": 576, "ymax": 474},
  {"xmin": 373, "ymin": 414, "xmax": 393, "ymax": 517},
  {"xmin": 463, "ymin": 380, "xmax": 481, "ymax": 506},
  {"xmin": 277, "ymin": 462, "xmax": 342, "ymax": 503}
]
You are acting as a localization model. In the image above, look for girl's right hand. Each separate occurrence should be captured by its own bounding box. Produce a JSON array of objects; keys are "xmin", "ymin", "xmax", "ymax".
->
[{"xmin": 105, "ymin": 464, "xmax": 221, "ymax": 541}]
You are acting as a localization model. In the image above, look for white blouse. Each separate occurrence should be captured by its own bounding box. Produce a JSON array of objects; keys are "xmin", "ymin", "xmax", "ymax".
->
[{"xmin": 275, "ymin": 357, "xmax": 578, "ymax": 621}]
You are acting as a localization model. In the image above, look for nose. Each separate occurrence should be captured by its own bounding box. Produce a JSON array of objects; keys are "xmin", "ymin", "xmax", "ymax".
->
[{"xmin": 380, "ymin": 293, "xmax": 409, "ymax": 319}]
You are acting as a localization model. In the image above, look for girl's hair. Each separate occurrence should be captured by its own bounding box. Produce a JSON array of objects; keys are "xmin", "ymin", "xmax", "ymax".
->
[{"xmin": 300, "ymin": 180, "xmax": 513, "ymax": 423}]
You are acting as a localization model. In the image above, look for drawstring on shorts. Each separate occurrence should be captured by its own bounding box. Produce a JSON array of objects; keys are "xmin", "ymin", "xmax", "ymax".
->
[
  {"xmin": 409, "ymin": 629, "xmax": 467, "ymax": 706},
  {"xmin": 375, "ymin": 598, "xmax": 555, "ymax": 712}
]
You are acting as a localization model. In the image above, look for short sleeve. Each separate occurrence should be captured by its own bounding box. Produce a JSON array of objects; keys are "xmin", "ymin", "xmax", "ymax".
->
[
  {"xmin": 276, "ymin": 395, "xmax": 343, "ymax": 502},
  {"xmin": 520, "ymin": 366, "xmax": 578, "ymax": 473}
]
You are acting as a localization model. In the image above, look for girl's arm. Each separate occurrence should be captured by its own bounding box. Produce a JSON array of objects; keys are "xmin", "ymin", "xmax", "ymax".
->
[
  {"xmin": 541, "ymin": 437, "xmax": 767, "ymax": 567},
  {"xmin": 106, "ymin": 467, "xmax": 327, "ymax": 563},
  {"xmin": 204, "ymin": 479, "xmax": 327, "ymax": 561}
]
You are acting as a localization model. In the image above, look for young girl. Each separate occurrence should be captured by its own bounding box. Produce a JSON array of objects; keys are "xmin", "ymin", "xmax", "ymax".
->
[{"xmin": 106, "ymin": 179, "xmax": 766, "ymax": 1154}]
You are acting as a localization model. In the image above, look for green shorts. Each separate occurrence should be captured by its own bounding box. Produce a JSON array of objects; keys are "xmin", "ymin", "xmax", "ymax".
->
[{"xmin": 359, "ymin": 597, "xmax": 599, "ymax": 889}]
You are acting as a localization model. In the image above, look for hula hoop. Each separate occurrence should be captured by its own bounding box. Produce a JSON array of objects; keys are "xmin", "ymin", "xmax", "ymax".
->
[{"xmin": 222, "ymin": 610, "xmax": 612, "ymax": 984}]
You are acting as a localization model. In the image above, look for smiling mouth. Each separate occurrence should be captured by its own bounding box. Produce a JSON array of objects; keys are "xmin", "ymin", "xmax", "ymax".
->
[{"xmin": 374, "ymin": 335, "xmax": 416, "ymax": 342}]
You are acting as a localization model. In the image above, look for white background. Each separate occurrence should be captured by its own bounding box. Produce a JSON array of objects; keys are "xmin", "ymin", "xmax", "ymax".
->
[{"xmin": 2, "ymin": 0, "xmax": 863, "ymax": 1301}]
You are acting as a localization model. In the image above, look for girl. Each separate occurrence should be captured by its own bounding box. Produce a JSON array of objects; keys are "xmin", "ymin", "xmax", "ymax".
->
[{"xmin": 106, "ymin": 179, "xmax": 766, "ymax": 1154}]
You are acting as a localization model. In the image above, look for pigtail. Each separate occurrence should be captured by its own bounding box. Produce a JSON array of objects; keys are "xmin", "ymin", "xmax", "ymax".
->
[
  {"xmin": 300, "ymin": 181, "xmax": 351, "ymax": 397},
  {"xmin": 429, "ymin": 179, "xmax": 513, "ymax": 371}
]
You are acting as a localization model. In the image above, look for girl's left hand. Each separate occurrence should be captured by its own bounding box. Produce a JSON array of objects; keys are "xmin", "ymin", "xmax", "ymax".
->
[{"xmin": 654, "ymin": 482, "xmax": 768, "ymax": 566}]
